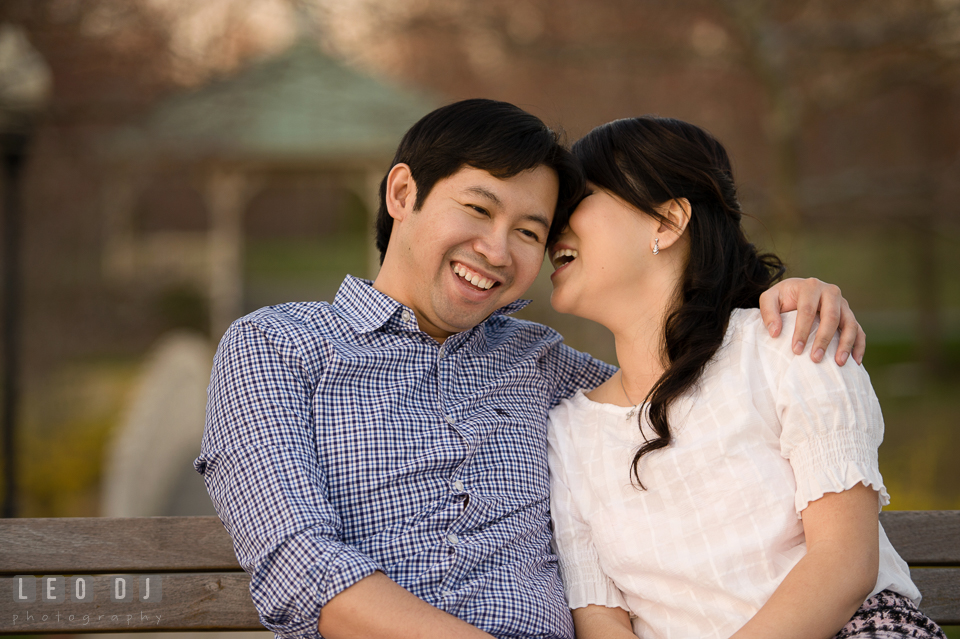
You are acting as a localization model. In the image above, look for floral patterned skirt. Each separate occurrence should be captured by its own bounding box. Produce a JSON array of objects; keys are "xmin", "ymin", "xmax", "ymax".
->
[{"xmin": 832, "ymin": 590, "xmax": 947, "ymax": 639}]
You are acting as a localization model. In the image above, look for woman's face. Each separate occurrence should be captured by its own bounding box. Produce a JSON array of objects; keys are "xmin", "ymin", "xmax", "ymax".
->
[{"xmin": 548, "ymin": 183, "xmax": 662, "ymax": 321}]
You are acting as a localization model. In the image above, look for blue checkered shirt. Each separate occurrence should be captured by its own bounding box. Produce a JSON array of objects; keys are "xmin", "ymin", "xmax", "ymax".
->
[{"xmin": 195, "ymin": 275, "xmax": 614, "ymax": 639}]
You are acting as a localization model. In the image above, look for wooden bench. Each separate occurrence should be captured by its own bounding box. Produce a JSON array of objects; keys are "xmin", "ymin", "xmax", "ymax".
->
[{"xmin": 1, "ymin": 511, "xmax": 958, "ymax": 634}]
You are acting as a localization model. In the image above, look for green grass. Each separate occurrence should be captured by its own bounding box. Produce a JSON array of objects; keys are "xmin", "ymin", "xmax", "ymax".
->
[
  {"xmin": 245, "ymin": 235, "xmax": 370, "ymax": 283},
  {"xmin": 10, "ymin": 358, "xmax": 140, "ymax": 517},
  {"xmin": 748, "ymin": 226, "xmax": 960, "ymax": 314},
  {"xmin": 243, "ymin": 234, "xmax": 375, "ymax": 309}
]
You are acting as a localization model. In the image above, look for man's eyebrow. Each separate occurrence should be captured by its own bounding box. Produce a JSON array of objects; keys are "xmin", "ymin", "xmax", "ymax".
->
[
  {"xmin": 464, "ymin": 186, "xmax": 502, "ymax": 207},
  {"xmin": 522, "ymin": 212, "xmax": 551, "ymax": 230}
]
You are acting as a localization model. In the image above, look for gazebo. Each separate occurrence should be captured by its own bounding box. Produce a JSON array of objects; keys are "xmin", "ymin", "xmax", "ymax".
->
[{"xmin": 102, "ymin": 42, "xmax": 439, "ymax": 335}]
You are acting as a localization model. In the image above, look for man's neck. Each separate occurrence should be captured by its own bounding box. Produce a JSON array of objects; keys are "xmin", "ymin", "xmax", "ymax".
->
[{"xmin": 371, "ymin": 274, "xmax": 457, "ymax": 344}]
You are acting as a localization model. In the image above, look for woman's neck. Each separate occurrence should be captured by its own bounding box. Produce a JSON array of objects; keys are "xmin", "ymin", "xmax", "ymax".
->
[
  {"xmin": 611, "ymin": 303, "xmax": 670, "ymax": 404},
  {"xmin": 577, "ymin": 243, "xmax": 687, "ymax": 407}
]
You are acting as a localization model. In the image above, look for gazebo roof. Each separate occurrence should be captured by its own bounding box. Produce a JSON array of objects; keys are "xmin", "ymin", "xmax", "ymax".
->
[{"xmin": 108, "ymin": 42, "xmax": 440, "ymax": 166}]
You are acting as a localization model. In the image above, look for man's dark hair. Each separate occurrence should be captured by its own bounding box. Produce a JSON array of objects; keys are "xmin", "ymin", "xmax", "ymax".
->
[{"xmin": 375, "ymin": 98, "xmax": 584, "ymax": 263}]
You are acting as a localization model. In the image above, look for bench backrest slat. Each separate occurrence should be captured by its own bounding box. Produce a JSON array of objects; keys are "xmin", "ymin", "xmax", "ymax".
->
[
  {"xmin": 880, "ymin": 510, "xmax": 960, "ymax": 566},
  {"xmin": 0, "ymin": 517, "xmax": 239, "ymax": 574},
  {"xmin": 3, "ymin": 513, "xmax": 954, "ymax": 573}
]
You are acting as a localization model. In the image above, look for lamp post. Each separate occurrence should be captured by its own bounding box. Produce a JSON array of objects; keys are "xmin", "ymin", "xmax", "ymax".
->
[
  {"xmin": 0, "ymin": 23, "xmax": 51, "ymax": 517},
  {"xmin": 0, "ymin": 128, "xmax": 28, "ymax": 518}
]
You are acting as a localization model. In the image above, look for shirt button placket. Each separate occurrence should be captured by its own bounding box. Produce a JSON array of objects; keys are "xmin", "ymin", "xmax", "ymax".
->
[{"xmin": 439, "ymin": 341, "xmax": 463, "ymax": 555}]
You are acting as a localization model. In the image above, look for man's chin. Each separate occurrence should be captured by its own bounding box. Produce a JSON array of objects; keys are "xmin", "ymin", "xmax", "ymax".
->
[
  {"xmin": 432, "ymin": 284, "xmax": 523, "ymax": 332},
  {"xmin": 434, "ymin": 304, "xmax": 502, "ymax": 334}
]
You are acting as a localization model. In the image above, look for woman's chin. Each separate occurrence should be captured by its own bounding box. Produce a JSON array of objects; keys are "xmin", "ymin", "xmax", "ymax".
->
[{"xmin": 549, "ymin": 289, "xmax": 579, "ymax": 317}]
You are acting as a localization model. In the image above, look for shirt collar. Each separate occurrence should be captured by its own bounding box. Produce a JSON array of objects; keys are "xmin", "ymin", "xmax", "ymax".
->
[{"xmin": 332, "ymin": 275, "xmax": 533, "ymax": 335}]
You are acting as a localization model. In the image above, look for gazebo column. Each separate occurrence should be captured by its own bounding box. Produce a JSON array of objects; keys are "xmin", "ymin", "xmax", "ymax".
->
[
  {"xmin": 205, "ymin": 170, "xmax": 257, "ymax": 338},
  {"xmin": 101, "ymin": 174, "xmax": 140, "ymax": 281}
]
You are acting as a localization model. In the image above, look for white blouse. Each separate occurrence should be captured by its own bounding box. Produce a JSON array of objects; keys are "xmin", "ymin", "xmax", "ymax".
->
[{"xmin": 547, "ymin": 309, "xmax": 919, "ymax": 639}]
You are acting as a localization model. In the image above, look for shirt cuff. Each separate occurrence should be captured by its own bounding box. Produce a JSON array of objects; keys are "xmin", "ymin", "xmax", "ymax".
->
[
  {"xmin": 559, "ymin": 553, "xmax": 628, "ymax": 612},
  {"xmin": 255, "ymin": 541, "xmax": 383, "ymax": 639},
  {"xmin": 788, "ymin": 430, "xmax": 890, "ymax": 515}
]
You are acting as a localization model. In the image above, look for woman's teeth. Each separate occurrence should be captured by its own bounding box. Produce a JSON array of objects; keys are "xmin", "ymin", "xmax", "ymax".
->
[
  {"xmin": 454, "ymin": 263, "xmax": 495, "ymax": 290},
  {"xmin": 551, "ymin": 248, "xmax": 579, "ymax": 269}
]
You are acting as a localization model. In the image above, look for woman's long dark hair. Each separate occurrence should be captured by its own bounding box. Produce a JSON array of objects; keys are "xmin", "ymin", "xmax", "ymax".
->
[{"xmin": 571, "ymin": 117, "xmax": 785, "ymax": 488}]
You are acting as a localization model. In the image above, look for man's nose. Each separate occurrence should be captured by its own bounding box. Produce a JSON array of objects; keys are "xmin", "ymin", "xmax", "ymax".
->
[{"xmin": 473, "ymin": 229, "xmax": 511, "ymax": 267}]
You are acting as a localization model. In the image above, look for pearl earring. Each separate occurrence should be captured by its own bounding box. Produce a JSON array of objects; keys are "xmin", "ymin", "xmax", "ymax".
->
[{"xmin": 652, "ymin": 238, "xmax": 660, "ymax": 255}]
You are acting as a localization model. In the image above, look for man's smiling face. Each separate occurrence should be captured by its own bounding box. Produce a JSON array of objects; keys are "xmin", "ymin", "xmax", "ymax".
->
[{"xmin": 375, "ymin": 164, "xmax": 559, "ymax": 342}]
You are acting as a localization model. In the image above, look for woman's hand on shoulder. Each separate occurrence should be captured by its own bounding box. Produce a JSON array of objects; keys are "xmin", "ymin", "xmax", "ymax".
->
[{"xmin": 759, "ymin": 278, "xmax": 866, "ymax": 367}]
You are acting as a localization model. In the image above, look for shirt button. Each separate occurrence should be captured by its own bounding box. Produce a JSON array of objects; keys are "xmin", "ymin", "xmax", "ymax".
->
[
  {"xmin": 453, "ymin": 480, "xmax": 465, "ymax": 492},
  {"xmin": 446, "ymin": 533, "xmax": 459, "ymax": 544},
  {"xmin": 400, "ymin": 310, "xmax": 411, "ymax": 323},
  {"xmin": 444, "ymin": 414, "xmax": 455, "ymax": 425}
]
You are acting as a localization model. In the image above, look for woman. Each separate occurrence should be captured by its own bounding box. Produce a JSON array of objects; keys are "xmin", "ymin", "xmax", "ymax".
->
[{"xmin": 546, "ymin": 117, "xmax": 945, "ymax": 639}]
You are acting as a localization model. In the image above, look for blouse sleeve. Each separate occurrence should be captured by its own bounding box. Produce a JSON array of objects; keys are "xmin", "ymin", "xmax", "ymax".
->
[
  {"xmin": 770, "ymin": 315, "xmax": 890, "ymax": 515},
  {"xmin": 547, "ymin": 408, "xmax": 629, "ymax": 612}
]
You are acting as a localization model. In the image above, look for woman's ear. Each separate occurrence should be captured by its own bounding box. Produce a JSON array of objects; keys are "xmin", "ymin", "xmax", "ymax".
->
[
  {"xmin": 653, "ymin": 198, "xmax": 691, "ymax": 252},
  {"xmin": 385, "ymin": 163, "xmax": 418, "ymax": 222}
]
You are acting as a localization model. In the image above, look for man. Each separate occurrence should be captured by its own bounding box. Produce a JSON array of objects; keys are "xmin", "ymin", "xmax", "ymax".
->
[{"xmin": 195, "ymin": 99, "xmax": 864, "ymax": 639}]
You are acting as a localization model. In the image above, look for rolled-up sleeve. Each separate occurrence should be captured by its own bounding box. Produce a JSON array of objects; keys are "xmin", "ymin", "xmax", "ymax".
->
[
  {"xmin": 546, "ymin": 342, "xmax": 617, "ymax": 406},
  {"xmin": 195, "ymin": 318, "xmax": 381, "ymax": 639}
]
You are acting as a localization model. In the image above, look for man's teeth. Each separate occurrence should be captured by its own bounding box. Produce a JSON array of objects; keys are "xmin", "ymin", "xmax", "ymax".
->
[
  {"xmin": 454, "ymin": 264, "xmax": 495, "ymax": 290},
  {"xmin": 552, "ymin": 248, "xmax": 579, "ymax": 267}
]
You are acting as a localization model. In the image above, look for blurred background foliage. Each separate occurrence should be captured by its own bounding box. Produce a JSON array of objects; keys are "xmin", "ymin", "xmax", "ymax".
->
[{"xmin": 0, "ymin": 0, "xmax": 956, "ymax": 536}]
